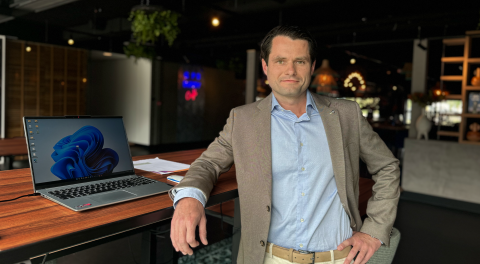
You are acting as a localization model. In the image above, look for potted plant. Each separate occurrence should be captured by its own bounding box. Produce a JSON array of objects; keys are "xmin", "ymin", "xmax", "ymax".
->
[{"xmin": 124, "ymin": 6, "xmax": 181, "ymax": 60}]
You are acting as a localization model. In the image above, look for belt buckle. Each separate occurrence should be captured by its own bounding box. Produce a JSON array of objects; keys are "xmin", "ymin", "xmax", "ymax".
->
[{"xmin": 298, "ymin": 250, "xmax": 315, "ymax": 264}]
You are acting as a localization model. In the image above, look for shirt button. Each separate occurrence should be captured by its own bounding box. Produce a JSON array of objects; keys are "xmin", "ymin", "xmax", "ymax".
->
[
  {"xmin": 300, "ymin": 142, "xmax": 303, "ymax": 147},
  {"xmin": 299, "ymin": 244, "xmax": 303, "ymax": 248},
  {"xmin": 301, "ymin": 167, "xmax": 305, "ymax": 171},
  {"xmin": 266, "ymin": 205, "xmax": 270, "ymax": 212},
  {"xmin": 260, "ymin": 240, "xmax": 265, "ymax": 247},
  {"xmin": 301, "ymin": 192, "xmax": 305, "ymax": 196},
  {"xmin": 300, "ymin": 218, "xmax": 304, "ymax": 222}
]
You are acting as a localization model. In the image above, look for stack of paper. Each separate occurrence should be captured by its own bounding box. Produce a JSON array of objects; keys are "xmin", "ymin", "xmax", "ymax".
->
[{"xmin": 133, "ymin": 157, "xmax": 190, "ymax": 174}]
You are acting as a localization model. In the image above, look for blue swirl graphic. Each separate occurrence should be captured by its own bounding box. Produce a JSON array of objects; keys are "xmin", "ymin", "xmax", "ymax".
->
[{"xmin": 51, "ymin": 126, "xmax": 119, "ymax": 180}]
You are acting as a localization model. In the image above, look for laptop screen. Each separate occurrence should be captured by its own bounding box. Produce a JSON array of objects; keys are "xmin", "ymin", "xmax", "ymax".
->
[{"xmin": 24, "ymin": 117, "xmax": 135, "ymax": 187}]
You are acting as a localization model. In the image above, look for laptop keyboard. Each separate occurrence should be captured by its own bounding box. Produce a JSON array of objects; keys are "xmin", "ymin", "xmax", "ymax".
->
[{"xmin": 48, "ymin": 176, "xmax": 156, "ymax": 200}]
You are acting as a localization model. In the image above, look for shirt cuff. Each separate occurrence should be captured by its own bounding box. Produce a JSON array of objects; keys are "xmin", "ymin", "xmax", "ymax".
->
[{"xmin": 173, "ymin": 188, "xmax": 207, "ymax": 209}]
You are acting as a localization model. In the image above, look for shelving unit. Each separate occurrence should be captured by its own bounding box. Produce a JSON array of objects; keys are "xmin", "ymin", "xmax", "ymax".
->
[{"xmin": 437, "ymin": 30, "xmax": 480, "ymax": 144}]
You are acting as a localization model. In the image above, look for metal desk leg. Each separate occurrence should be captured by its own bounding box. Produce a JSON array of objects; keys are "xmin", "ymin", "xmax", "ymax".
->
[
  {"xmin": 232, "ymin": 198, "xmax": 241, "ymax": 264},
  {"xmin": 141, "ymin": 222, "xmax": 176, "ymax": 264},
  {"xmin": 5, "ymin": 155, "xmax": 14, "ymax": 170}
]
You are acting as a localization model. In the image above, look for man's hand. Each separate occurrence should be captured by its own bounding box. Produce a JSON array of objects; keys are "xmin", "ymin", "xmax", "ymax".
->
[
  {"xmin": 338, "ymin": 231, "xmax": 381, "ymax": 264},
  {"xmin": 171, "ymin": 197, "xmax": 208, "ymax": 255}
]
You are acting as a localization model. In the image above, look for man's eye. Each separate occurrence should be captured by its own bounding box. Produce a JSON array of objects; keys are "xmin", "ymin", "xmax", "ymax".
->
[
  {"xmin": 277, "ymin": 60, "xmax": 284, "ymax": 64},
  {"xmin": 296, "ymin": 61, "xmax": 305, "ymax": 64}
]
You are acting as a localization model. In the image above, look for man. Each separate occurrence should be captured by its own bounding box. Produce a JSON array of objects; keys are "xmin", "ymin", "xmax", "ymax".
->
[{"xmin": 169, "ymin": 25, "xmax": 400, "ymax": 264}]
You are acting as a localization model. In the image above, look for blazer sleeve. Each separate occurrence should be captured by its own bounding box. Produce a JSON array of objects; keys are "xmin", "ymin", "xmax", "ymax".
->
[
  {"xmin": 168, "ymin": 109, "xmax": 235, "ymax": 202},
  {"xmin": 355, "ymin": 104, "xmax": 401, "ymax": 246}
]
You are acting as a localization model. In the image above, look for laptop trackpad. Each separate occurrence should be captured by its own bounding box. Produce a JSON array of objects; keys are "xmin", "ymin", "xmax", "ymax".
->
[{"xmin": 90, "ymin": 191, "xmax": 136, "ymax": 203}]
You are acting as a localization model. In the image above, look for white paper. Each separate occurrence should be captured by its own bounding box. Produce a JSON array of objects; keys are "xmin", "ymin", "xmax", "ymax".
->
[{"xmin": 133, "ymin": 157, "xmax": 190, "ymax": 174}]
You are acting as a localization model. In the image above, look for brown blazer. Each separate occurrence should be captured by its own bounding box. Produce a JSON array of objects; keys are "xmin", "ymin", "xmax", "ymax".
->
[{"xmin": 169, "ymin": 93, "xmax": 400, "ymax": 264}]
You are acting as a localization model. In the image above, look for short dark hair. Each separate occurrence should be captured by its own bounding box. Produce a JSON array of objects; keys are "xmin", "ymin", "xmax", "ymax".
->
[{"xmin": 260, "ymin": 25, "xmax": 317, "ymax": 65}]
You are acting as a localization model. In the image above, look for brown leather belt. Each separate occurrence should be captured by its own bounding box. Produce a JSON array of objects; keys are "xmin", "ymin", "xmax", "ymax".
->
[{"xmin": 266, "ymin": 242, "xmax": 351, "ymax": 264}]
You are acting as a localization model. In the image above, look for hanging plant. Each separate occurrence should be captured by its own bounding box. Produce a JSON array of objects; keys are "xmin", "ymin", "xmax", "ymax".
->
[
  {"xmin": 123, "ymin": 43, "xmax": 156, "ymax": 61},
  {"xmin": 128, "ymin": 8, "xmax": 181, "ymax": 46}
]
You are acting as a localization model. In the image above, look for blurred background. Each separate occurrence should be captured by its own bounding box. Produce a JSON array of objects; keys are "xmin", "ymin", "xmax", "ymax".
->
[{"xmin": 1, "ymin": 0, "xmax": 480, "ymax": 263}]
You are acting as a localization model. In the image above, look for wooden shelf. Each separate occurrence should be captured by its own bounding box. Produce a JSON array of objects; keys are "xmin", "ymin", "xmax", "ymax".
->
[
  {"xmin": 465, "ymin": 86, "xmax": 480, "ymax": 91},
  {"xmin": 441, "ymin": 57, "xmax": 464, "ymax": 63},
  {"xmin": 445, "ymin": 94, "xmax": 462, "ymax": 100},
  {"xmin": 468, "ymin": 58, "xmax": 480, "ymax": 63},
  {"xmin": 461, "ymin": 140, "xmax": 480, "ymax": 146},
  {"xmin": 462, "ymin": 113, "xmax": 480, "ymax": 118},
  {"xmin": 437, "ymin": 131, "xmax": 459, "ymax": 137},
  {"xmin": 466, "ymin": 30, "xmax": 480, "ymax": 36},
  {"xmin": 443, "ymin": 38, "xmax": 465, "ymax": 46},
  {"xmin": 440, "ymin": 75, "xmax": 463, "ymax": 81}
]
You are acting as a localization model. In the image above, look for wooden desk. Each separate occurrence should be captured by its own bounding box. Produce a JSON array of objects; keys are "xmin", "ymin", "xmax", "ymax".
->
[
  {"xmin": 0, "ymin": 137, "xmax": 29, "ymax": 170},
  {"xmin": 0, "ymin": 148, "xmax": 373, "ymax": 264}
]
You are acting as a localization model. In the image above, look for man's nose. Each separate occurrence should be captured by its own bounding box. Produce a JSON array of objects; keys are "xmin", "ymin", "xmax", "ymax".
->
[{"xmin": 284, "ymin": 61, "xmax": 296, "ymax": 75}]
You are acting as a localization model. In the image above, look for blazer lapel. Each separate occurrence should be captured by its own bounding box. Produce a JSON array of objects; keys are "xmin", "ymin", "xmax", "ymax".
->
[
  {"xmin": 312, "ymin": 94, "xmax": 348, "ymax": 207},
  {"xmin": 253, "ymin": 94, "xmax": 273, "ymax": 197}
]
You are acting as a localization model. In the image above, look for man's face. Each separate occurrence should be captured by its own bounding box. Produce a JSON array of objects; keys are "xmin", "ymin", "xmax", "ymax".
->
[{"xmin": 262, "ymin": 36, "xmax": 315, "ymax": 100}]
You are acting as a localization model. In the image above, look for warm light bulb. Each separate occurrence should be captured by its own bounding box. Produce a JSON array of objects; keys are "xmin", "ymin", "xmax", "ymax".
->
[
  {"xmin": 26, "ymin": 46, "xmax": 31, "ymax": 52},
  {"xmin": 68, "ymin": 39, "xmax": 74, "ymax": 45},
  {"xmin": 361, "ymin": 85, "xmax": 366, "ymax": 89},
  {"xmin": 348, "ymin": 83, "xmax": 353, "ymax": 87},
  {"xmin": 393, "ymin": 86, "xmax": 398, "ymax": 91},
  {"xmin": 351, "ymin": 87, "xmax": 356, "ymax": 91},
  {"xmin": 103, "ymin": 52, "xmax": 112, "ymax": 57},
  {"xmin": 350, "ymin": 58, "xmax": 356, "ymax": 64},
  {"xmin": 82, "ymin": 78, "xmax": 87, "ymax": 83},
  {"xmin": 212, "ymin": 18, "xmax": 220, "ymax": 27}
]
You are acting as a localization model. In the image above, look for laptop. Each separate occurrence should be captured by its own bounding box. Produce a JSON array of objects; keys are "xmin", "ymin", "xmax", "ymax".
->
[{"xmin": 23, "ymin": 116, "xmax": 173, "ymax": 211}]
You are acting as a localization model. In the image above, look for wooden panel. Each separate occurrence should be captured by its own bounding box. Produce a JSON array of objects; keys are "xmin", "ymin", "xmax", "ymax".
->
[
  {"xmin": 39, "ymin": 45, "xmax": 52, "ymax": 116},
  {"xmin": 52, "ymin": 46, "xmax": 64, "ymax": 116},
  {"xmin": 23, "ymin": 45, "xmax": 38, "ymax": 118},
  {"xmin": 66, "ymin": 49, "xmax": 78, "ymax": 115},
  {"xmin": 6, "ymin": 41, "xmax": 22, "ymax": 137},
  {"xmin": 5, "ymin": 40, "xmax": 88, "ymax": 137}
]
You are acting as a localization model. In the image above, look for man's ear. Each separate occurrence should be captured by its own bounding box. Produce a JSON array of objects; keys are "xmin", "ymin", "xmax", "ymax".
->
[
  {"xmin": 311, "ymin": 60, "xmax": 316, "ymax": 75},
  {"xmin": 261, "ymin": 59, "xmax": 268, "ymax": 76}
]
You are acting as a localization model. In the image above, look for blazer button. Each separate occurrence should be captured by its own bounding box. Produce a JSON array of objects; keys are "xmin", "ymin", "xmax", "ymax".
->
[
  {"xmin": 260, "ymin": 240, "xmax": 265, "ymax": 247},
  {"xmin": 266, "ymin": 205, "xmax": 270, "ymax": 212}
]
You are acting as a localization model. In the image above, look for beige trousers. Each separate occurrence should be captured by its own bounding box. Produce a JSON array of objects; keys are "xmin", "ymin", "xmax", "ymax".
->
[{"xmin": 263, "ymin": 243, "xmax": 353, "ymax": 264}]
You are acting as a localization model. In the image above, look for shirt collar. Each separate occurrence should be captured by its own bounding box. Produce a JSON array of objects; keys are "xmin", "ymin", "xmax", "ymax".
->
[{"xmin": 271, "ymin": 90, "xmax": 319, "ymax": 114}]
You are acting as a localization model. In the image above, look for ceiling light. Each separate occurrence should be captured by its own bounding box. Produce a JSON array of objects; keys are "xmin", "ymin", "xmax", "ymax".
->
[
  {"xmin": 350, "ymin": 58, "xmax": 356, "ymax": 64},
  {"xmin": 10, "ymin": 0, "xmax": 79, "ymax": 13},
  {"xmin": 212, "ymin": 17, "xmax": 220, "ymax": 27},
  {"xmin": 26, "ymin": 45, "xmax": 31, "ymax": 52},
  {"xmin": 103, "ymin": 52, "xmax": 112, "ymax": 57},
  {"xmin": 393, "ymin": 86, "xmax": 397, "ymax": 91},
  {"xmin": 68, "ymin": 38, "xmax": 74, "ymax": 45}
]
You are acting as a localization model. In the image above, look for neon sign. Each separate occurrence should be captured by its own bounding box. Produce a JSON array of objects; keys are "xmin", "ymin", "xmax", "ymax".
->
[
  {"xmin": 344, "ymin": 72, "xmax": 365, "ymax": 92},
  {"xmin": 182, "ymin": 71, "xmax": 202, "ymax": 89},
  {"xmin": 185, "ymin": 89, "xmax": 198, "ymax": 101}
]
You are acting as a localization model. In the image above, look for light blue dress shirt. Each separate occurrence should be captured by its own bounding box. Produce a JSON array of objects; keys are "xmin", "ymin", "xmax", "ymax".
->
[{"xmin": 173, "ymin": 90, "xmax": 352, "ymax": 252}]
